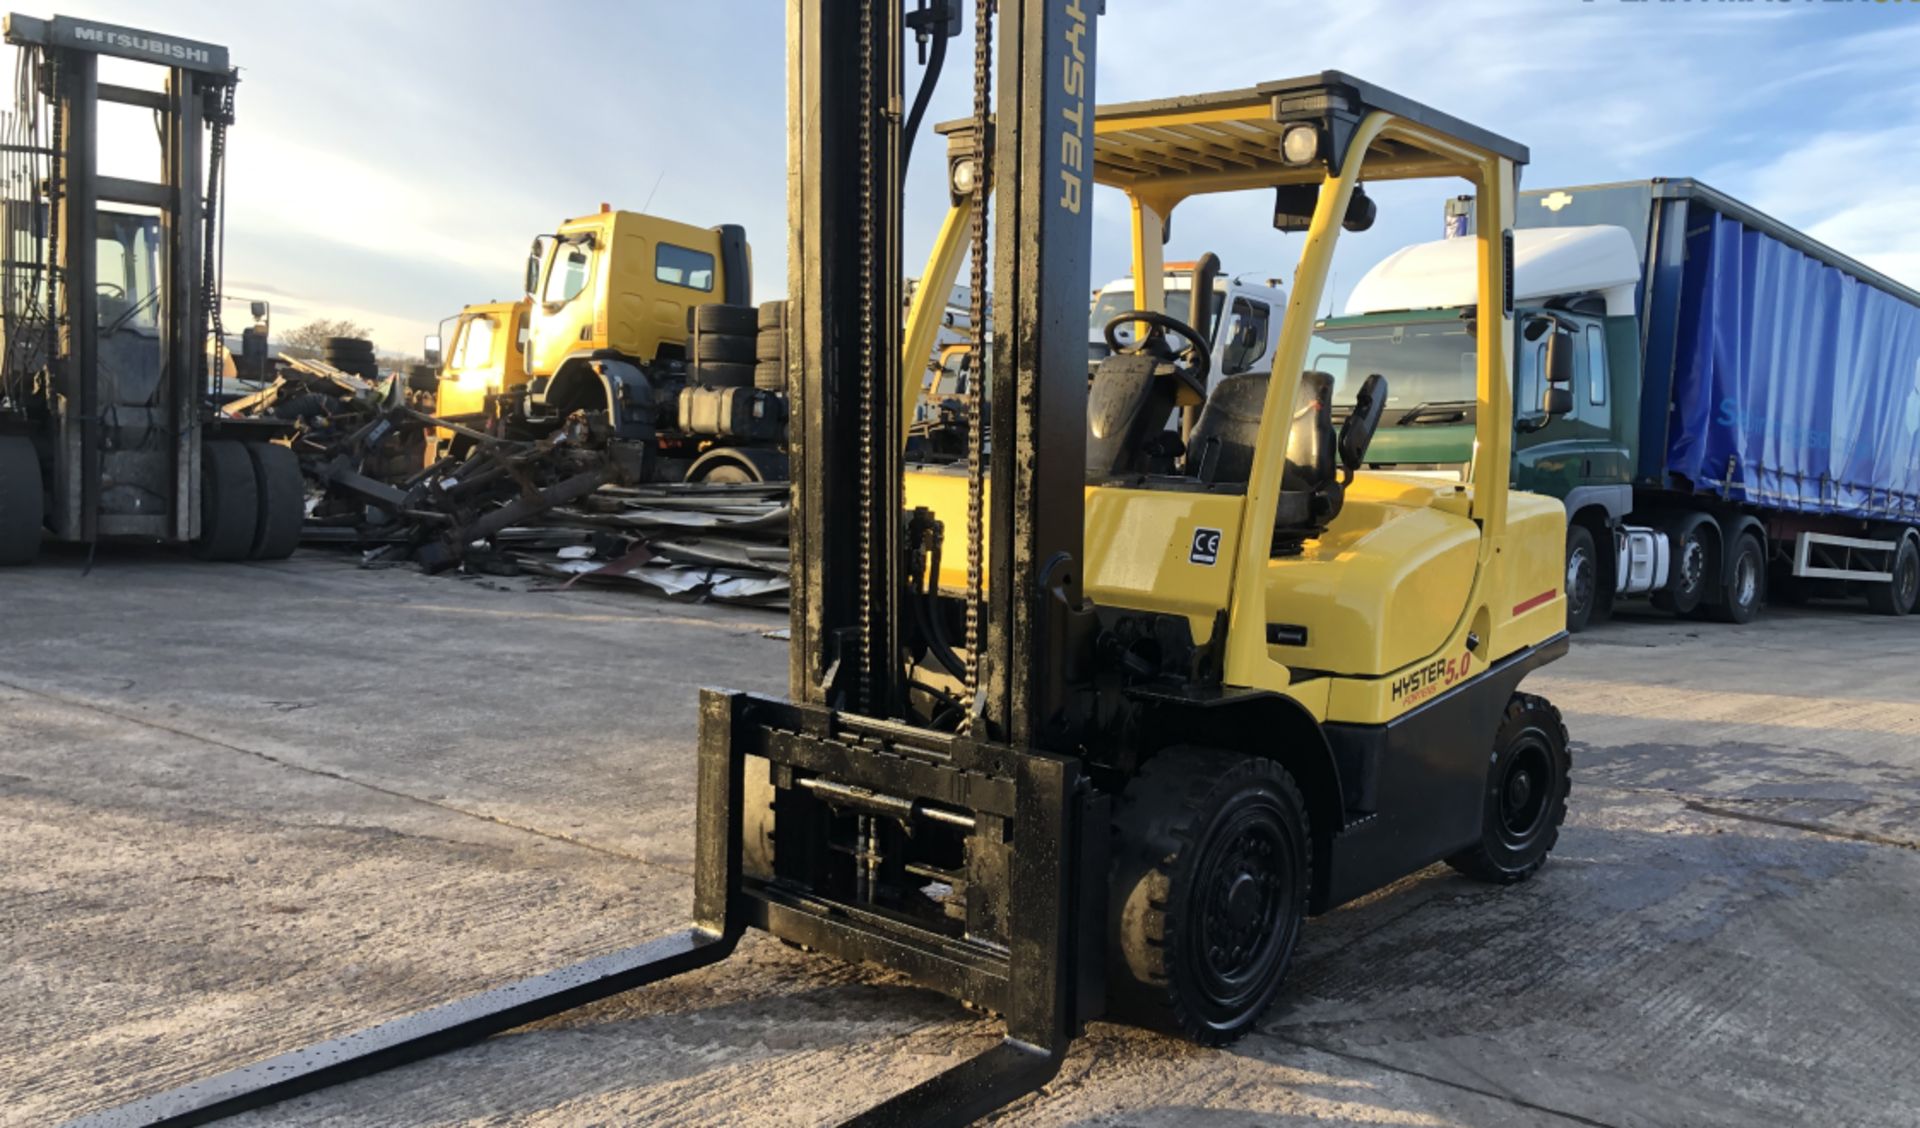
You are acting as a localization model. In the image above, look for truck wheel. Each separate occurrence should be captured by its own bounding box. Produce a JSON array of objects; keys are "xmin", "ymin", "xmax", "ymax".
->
[
  {"xmin": 191, "ymin": 440, "xmax": 259, "ymax": 562},
  {"xmin": 1706, "ymin": 534, "xmax": 1764, "ymax": 624},
  {"xmin": 1867, "ymin": 537, "xmax": 1919, "ymax": 617},
  {"xmin": 1652, "ymin": 524, "xmax": 1711, "ymax": 617},
  {"xmin": 1109, "ymin": 746, "xmax": 1309, "ymax": 1046},
  {"xmin": 1445, "ymin": 693, "xmax": 1570, "ymax": 884},
  {"xmin": 0, "ymin": 435, "xmax": 44, "ymax": 565},
  {"xmin": 692, "ymin": 361, "xmax": 755, "ymax": 389},
  {"xmin": 1564, "ymin": 525, "xmax": 1598, "ymax": 633},
  {"xmin": 245, "ymin": 442, "xmax": 305, "ymax": 561}
]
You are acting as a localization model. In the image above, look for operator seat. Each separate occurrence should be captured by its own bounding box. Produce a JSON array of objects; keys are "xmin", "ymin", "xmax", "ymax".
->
[{"xmin": 1187, "ymin": 370, "xmax": 1344, "ymax": 545}]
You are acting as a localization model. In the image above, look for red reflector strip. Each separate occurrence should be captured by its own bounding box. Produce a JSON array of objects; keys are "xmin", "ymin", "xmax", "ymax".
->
[{"xmin": 1512, "ymin": 589, "xmax": 1558, "ymax": 616}]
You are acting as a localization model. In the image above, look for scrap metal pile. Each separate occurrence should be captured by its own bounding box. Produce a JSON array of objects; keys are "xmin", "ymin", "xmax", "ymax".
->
[{"xmin": 221, "ymin": 357, "xmax": 791, "ymax": 606}]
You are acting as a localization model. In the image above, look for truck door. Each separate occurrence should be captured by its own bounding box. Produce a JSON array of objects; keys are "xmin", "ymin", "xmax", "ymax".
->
[
  {"xmin": 1514, "ymin": 314, "xmax": 1610, "ymax": 496},
  {"xmin": 1218, "ymin": 294, "xmax": 1273, "ymax": 379},
  {"xmin": 526, "ymin": 234, "xmax": 596, "ymax": 377}
]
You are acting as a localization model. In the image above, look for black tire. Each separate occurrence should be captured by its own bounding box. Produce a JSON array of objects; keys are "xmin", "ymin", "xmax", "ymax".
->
[
  {"xmin": 245, "ymin": 442, "xmax": 304, "ymax": 561},
  {"xmin": 757, "ymin": 300, "xmax": 787, "ymax": 331},
  {"xmin": 692, "ymin": 361, "xmax": 755, "ymax": 389},
  {"xmin": 192, "ymin": 440, "xmax": 259, "ymax": 562},
  {"xmin": 1651, "ymin": 522, "xmax": 1711, "ymax": 617},
  {"xmin": 1706, "ymin": 533, "xmax": 1765, "ymax": 624},
  {"xmin": 692, "ymin": 303, "xmax": 757, "ymax": 336},
  {"xmin": 756, "ymin": 327, "xmax": 785, "ymax": 363},
  {"xmin": 1445, "ymin": 693, "xmax": 1571, "ymax": 884},
  {"xmin": 324, "ymin": 336, "xmax": 373, "ymax": 355},
  {"xmin": 0, "ymin": 434, "xmax": 44, "ymax": 565},
  {"xmin": 693, "ymin": 332, "xmax": 756, "ymax": 364},
  {"xmin": 1564, "ymin": 525, "xmax": 1598, "ymax": 633},
  {"xmin": 1108, "ymin": 746, "xmax": 1310, "ymax": 1046},
  {"xmin": 694, "ymin": 462, "xmax": 755, "ymax": 485},
  {"xmin": 1867, "ymin": 537, "xmax": 1919, "ymax": 617},
  {"xmin": 754, "ymin": 360, "xmax": 786, "ymax": 393}
]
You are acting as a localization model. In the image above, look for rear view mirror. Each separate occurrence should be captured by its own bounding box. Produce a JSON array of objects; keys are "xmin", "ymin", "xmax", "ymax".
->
[
  {"xmin": 1543, "ymin": 327, "xmax": 1574, "ymax": 416},
  {"xmin": 423, "ymin": 334, "xmax": 443, "ymax": 367}
]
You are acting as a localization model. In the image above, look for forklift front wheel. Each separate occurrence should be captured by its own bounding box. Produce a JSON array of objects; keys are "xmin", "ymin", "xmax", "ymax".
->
[
  {"xmin": 1446, "ymin": 693, "xmax": 1570, "ymax": 885},
  {"xmin": 1109, "ymin": 746, "xmax": 1310, "ymax": 1046},
  {"xmin": 0, "ymin": 435, "xmax": 43, "ymax": 565},
  {"xmin": 191, "ymin": 440, "xmax": 260, "ymax": 562}
]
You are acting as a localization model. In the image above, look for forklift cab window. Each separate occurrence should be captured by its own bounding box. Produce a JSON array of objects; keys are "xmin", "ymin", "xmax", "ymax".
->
[
  {"xmin": 1220, "ymin": 297, "xmax": 1270, "ymax": 376},
  {"xmin": 543, "ymin": 242, "xmax": 592, "ymax": 306},
  {"xmin": 656, "ymin": 243, "xmax": 716, "ymax": 291},
  {"xmin": 93, "ymin": 214, "xmax": 160, "ymax": 333}
]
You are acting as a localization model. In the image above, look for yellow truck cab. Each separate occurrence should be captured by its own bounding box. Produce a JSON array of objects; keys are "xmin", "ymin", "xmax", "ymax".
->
[
  {"xmin": 524, "ymin": 207, "xmax": 750, "ymax": 375},
  {"xmin": 429, "ymin": 208, "xmax": 784, "ymax": 482},
  {"xmin": 433, "ymin": 299, "xmax": 530, "ymax": 419}
]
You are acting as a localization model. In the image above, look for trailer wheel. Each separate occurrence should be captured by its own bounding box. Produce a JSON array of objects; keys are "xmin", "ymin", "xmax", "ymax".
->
[
  {"xmin": 191, "ymin": 440, "xmax": 259, "ymax": 562},
  {"xmin": 1564, "ymin": 525, "xmax": 1598, "ymax": 633},
  {"xmin": 0, "ymin": 434, "xmax": 44, "ymax": 565},
  {"xmin": 1867, "ymin": 537, "xmax": 1919, "ymax": 617},
  {"xmin": 1652, "ymin": 523, "xmax": 1711, "ymax": 617},
  {"xmin": 1109, "ymin": 746, "xmax": 1309, "ymax": 1046},
  {"xmin": 1706, "ymin": 533, "xmax": 1764, "ymax": 624},
  {"xmin": 1445, "ymin": 693, "xmax": 1570, "ymax": 884},
  {"xmin": 244, "ymin": 442, "xmax": 305, "ymax": 561}
]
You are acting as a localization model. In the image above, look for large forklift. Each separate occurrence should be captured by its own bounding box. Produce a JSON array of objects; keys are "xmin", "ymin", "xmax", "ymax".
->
[
  {"xmin": 85, "ymin": 3, "xmax": 1571, "ymax": 1126},
  {"xmin": 0, "ymin": 14, "xmax": 301, "ymax": 566}
]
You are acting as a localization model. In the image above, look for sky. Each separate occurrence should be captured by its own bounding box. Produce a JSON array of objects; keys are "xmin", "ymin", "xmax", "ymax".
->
[{"xmin": 19, "ymin": 0, "xmax": 1919, "ymax": 354}]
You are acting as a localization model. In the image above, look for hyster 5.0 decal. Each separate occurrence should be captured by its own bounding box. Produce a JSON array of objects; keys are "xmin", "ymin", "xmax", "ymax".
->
[{"xmin": 1390, "ymin": 651, "xmax": 1474, "ymax": 707}]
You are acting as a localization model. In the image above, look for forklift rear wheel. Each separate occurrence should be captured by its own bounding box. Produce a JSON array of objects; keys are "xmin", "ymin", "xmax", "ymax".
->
[
  {"xmin": 192, "ymin": 440, "xmax": 260, "ymax": 562},
  {"xmin": 0, "ymin": 435, "xmax": 44, "ymax": 565},
  {"xmin": 1866, "ymin": 537, "xmax": 1920, "ymax": 617},
  {"xmin": 1445, "ymin": 693, "xmax": 1570, "ymax": 885},
  {"xmin": 1564, "ymin": 525, "xmax": 1597, "ymax": 633},
  {"xmin": 245, "ymin": 442, "xmax": 305, "ymax": 561},
  {"xmin": 1109, "ymin": 746, "xmax": 1310, "ymax": 1046}
]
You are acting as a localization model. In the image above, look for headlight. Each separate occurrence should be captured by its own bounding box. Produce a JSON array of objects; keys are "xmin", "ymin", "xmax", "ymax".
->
[
  {"xmin": 1280, "ymin": 124, "xmax": 1321, "ymax": 166},
  {"xmin": 951, "ymin": 157, "xmax": 979, "ymax": 195}
]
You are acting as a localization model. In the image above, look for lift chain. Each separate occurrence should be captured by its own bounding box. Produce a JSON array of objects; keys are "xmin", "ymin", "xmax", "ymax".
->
[
  {"xmin": 201, "ymin": 76, "xmax": 235, "ymax": 397},
  {"xmin": 852, "ymin": 3, "xmax": 881, "ymax": 715},
  {"xmin": 959, "ymin": 0, "xmax": 992, "ymax": 735}
]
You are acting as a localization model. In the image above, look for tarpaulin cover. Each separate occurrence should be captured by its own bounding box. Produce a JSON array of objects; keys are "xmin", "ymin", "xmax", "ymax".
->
[{"xmin": 1667, "ymin": 211, "xmax": 1920, "ymax": 519}]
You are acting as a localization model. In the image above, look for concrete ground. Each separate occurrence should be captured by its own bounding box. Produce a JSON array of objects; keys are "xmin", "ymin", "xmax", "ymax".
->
[{"xmin": 3, "ymin": 547, "xmax": 1918, "ymax": 1127}]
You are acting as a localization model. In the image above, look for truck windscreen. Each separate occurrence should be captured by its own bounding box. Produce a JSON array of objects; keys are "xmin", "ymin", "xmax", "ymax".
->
[
  {"xmin": 1309, "ymin": 320, "xmax": 1477, "ymax": 421},
  {"xmin": 1090, "ymin": 288, "xmax": 1224, "ymax": 346}
]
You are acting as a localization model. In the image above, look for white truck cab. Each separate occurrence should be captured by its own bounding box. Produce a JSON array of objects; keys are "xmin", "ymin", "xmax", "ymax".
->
[{"xmin": 1088, "ymin": 264, "xmax": 1287, "ymax": 392}]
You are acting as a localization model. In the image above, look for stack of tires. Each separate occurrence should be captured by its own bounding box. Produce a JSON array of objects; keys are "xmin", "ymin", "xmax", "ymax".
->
[
  {"xmin": 755, "ymin": 301, "xmax": 787, "ymax": 394},
  {"xmin": 689, "ymin": 304, "xmax": 757, "ymax": 389},
  {"xmin": 323, "ymin": 336, "xmax": 379, "ymax": 381}
]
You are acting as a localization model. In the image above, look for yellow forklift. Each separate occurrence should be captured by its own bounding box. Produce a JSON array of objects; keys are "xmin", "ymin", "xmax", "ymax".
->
[{"xmin": 89, "ymin": 3, "xmax": 1571, "ymax": 1125}]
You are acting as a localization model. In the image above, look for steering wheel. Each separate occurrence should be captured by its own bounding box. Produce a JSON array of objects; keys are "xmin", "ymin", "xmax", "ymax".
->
[
  {"xmin": 1337, "ymin": 373, "xmax": 1389, "ymax": 480},
  {"xmin": 96, "ymin": 282, "xmax": 126, "ymax": 301},
  {"xmin": 1102, "ymin": 309, "xmax": 1210, "ymax": 403}
]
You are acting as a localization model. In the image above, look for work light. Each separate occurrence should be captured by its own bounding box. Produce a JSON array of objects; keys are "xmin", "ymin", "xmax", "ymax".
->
[{"xmin": 1280, "ymin": 124, "xmax": 1321, "ymax": 166}]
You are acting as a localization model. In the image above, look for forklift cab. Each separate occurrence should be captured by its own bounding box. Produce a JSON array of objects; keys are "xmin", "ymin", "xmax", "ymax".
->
[{"xmin": 907, "ymin": 75, "xmax": 1569, "ymax": 700}]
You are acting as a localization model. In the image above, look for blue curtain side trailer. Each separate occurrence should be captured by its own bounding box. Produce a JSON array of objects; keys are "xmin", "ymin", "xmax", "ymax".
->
[{"xmin": 1520, "ymin": 178, "xmax": 1920, "ymax": 618}]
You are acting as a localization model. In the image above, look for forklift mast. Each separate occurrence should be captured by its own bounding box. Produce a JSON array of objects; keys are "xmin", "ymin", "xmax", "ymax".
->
[
  {"xmin": 789, "ymin": 0, "xmax": 1095, "ymax": 746},
  {"xmin": 1, "ymin": 13, "xmax": 236, "ymax": 544}
]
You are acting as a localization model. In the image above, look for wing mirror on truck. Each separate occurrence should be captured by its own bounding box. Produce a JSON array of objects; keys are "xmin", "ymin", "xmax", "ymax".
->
[
  {"xmin": 1519, "ymin": 315, "xmax": 1576, "ymax": 429},
  {"xmin": 423, "ymin": 334, "xmax": 443, "ymax": 368}
]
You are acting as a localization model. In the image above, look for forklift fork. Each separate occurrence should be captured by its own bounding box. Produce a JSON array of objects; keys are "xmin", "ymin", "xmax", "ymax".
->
[{"xmin": 75, "ymin": 691, "xmax": 1099, "ymax": 1128}]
